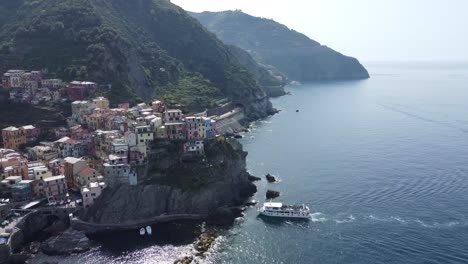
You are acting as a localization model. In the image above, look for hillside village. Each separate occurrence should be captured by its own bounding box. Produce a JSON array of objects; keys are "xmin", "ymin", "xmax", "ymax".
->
[{"xmin": 0, "ymin": 68, "xmax": 240, "ymax": 239}]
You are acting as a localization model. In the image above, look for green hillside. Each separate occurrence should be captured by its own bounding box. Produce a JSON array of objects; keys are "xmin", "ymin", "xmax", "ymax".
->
[
  {"xmin": 0, "ymin": 0, "xmax": 274, "ymax": 117},
  {"xmin": 191, "ymin": 10, "xmax": 370, "ymax": 82}
]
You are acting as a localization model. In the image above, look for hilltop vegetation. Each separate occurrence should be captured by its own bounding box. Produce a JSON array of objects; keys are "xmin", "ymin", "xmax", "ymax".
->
[
  {"xmin": 191, "ymin": 10, "xmax": 370, "ymax": 82},
  {"xmin": 0, "ymin": 0, "xmax": 273, "ymax": 117}
]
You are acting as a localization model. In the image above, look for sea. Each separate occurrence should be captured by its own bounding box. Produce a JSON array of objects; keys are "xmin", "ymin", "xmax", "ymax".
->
[{"xmin": 33, "ymin": 61, "xmax": 468, "ymax": 264}]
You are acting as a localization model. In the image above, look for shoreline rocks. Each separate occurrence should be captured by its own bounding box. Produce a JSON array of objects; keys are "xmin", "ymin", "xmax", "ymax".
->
[
  {"xmin": 174, "ymin": 228, "xmax": 218, "ymax": 264},
  {"xmin": 41, "ymin": 229, "xmax": 92, "ymax": 255},
  {"xmin": 248, "ymin": 174, "xmax": 261, "ymax": 182},
  {"xmin": 266, "ymin": 190, "xmax": 280, "ymax": 199}
]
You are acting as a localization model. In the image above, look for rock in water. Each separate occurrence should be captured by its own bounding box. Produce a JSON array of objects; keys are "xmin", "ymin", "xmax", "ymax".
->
[
  {"xmin": 41, "ymin": 229, "xmax": 92, "ymax": 255},
  {"xmin": 248, "ymin": 173, "xmax": 261, "ymax": 182},
  {"xmin": 265, "ymin": 174, "xmax": 277, "ymax": 183},
  {"xmin": 266, "ymin": 190, "xmax": 280, "ymax": 199}
]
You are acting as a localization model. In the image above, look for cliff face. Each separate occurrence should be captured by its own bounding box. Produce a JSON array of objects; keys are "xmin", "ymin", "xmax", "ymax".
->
[
  {"xmin": 0, "ymin": 0, "xmax": 274, "ymax": 119},
  {"xmin": 82, "ymin": 138, "xmax": 256, "ymax": 225},
  {"xmin": 191, "ymin": 10, "xmax": 370, "ymax": 82}
]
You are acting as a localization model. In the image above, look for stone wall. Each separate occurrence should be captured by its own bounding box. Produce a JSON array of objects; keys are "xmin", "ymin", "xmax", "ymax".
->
[{"xmin": 215, "ymin": 110, "xmax": 245, "ymax": 134}]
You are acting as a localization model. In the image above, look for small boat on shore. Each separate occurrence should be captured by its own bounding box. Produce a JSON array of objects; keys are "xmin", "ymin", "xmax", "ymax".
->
[
  {"xmin": 146, "ymin": 226, "xmax": 152, "ymax": 235},
  {"xmin": 258, "ymin": 202, "xmax": 310, "ymax": 219}
]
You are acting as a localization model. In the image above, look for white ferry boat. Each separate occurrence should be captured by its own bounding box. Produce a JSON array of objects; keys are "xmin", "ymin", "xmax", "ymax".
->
[{"xmin": 258, "ymin": 202, "xmax": 311, "ymax": 219}]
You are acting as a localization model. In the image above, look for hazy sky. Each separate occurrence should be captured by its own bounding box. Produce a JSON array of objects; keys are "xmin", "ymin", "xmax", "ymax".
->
[{"xmin": 172, "ymin": 0, "xmax": 468, "ymax": 62}]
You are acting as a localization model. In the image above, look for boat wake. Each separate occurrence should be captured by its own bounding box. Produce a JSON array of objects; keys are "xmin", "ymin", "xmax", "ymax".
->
[
  {"xmin": 378, "ymin": 102, "xmax": 468, "ymax": 134},
  {"xmin": 335, "ymin": 214, "xmax": 356, "ymax": 224},
  {"xmin": 310, "ymin": 212, "xmax": 328, "ymax": 223},
  {"xmin": 366, "ymin": 214, "xmax": 466, "ymax": 229}
]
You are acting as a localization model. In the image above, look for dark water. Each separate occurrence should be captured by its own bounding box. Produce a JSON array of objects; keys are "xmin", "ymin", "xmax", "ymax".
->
[{"xmin": 35, "ymin": 62, "xmax": 468, "ymax": 263}]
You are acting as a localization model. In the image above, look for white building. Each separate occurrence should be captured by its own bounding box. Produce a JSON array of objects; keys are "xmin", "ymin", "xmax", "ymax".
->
[
  {"xmin": 31, "ymin": 146, "xmax": 57, "ymax": 161},
  {"xmin": 183, "ymin": 140, "xmax": 205, "ymax": 155},
  {"xmin": 81, "ymin": 181, "xmax": 106, "ymax": 208},
  {"xmin": 103, "ymin": 163, "xmax": 137, "ymax": 186},
  {"xmin": 31, "ymin": 166, "xmax": 53, "ymax": 181},
  {"xmin": 124, "ymin": 131, "xmax": 137, "ymax": 147},
  {"xmin": 136, "ymin": 126, "xmax": 154, "ymax": 146}
]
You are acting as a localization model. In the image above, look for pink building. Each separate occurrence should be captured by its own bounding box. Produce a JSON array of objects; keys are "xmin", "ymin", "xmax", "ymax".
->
[
  {"xmin": 20, "ymin": 125, "xmax": 41, "ymax": 144},
  {"xmin": 42, "ymin": 175, "xmax": 68, "ymax": 202},
  {"xmin": 164, "ymin": 109, "xmax": 184, "ymax": 122},
  {"xmin": 165, "ymin": 122, "xmax": 187, "ymax": 140},
  {"xmin": 186, "ymin": 116, "xmax": 205, "ymax": 140},
  {"xmin": 65, "ymin": 81, "xmax": 97, "ymax": 101}
]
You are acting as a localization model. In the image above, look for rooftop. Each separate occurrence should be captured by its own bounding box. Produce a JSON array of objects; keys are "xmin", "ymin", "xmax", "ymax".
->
[
  {"xmin": 71, "ymin": 101, "xmax": 89, "ymax": 105},
  {"xmin": 43, "ymin": 175, "xmax": 65, "ymax": 182},
  {"xmin": 64, "ymin": 157, "xmax": 82, "ymax": 164},
  {"xmin": 21, "ymin": 125, "xmax": 36, "ymax": 130},
  {"xmin": 78, "ymin": 167, "xmax": 96, "ymax": 177},
  {"xmin": 19, "ymin": 180, "xmax": 34, "ymax": 184},
  {"xmin": 2, "ymin": 127, "xmax": 19, "ymax": 131},
  {"xmin": 165, "ymin": 122, "xmax": 185, "ymax": 126},
  {"xmin": 64, "ymin": 138, "xmax": 79, "ymax": 144},
  {"xmin": 5, "ymin": 176, "xmax": 22, "ymax": 181},
  {"xmin": 55, "ymin": 137, "xmax": 71, "ymax": 143}
]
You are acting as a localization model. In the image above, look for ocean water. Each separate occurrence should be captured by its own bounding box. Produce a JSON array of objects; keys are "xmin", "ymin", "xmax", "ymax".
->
[{"xmin": 34, "ymin": 62, "xmax": 468, "ymax": 263}]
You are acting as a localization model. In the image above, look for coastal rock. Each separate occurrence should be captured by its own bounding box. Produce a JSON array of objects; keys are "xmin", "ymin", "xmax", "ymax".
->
[
  {"xmin": 265, "ymin": 174, "xmax": 278, "ymax": 183},
  {"xmin": 174, "ymin": 256, "xmax": 193, "ymax": 264},
  {"xmin": 41, "ymin": 229, "xmax": 91, "ymax": 255},
  {"xmin": 266, "ymin": 190, "xmax": 281, "ymax": 199},
  {"xmin": 76, "ymin": 138, "xmax": 257, "ymax": 233},
  {"xmin": 248, "ymin": 174, "xmax": 261, "ymax": 182}
]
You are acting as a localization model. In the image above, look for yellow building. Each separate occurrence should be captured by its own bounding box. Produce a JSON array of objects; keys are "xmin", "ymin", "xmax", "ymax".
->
[
  {"xmin": 2, "ymin": 127, "xmax": 26, "ymax": 150},
  {"xmin": 93, "ymin": 97, "xmax": 110, "ymax": 110}
]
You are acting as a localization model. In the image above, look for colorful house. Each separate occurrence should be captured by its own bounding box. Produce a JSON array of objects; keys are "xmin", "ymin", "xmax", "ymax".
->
[
  {"xmin": 42, "ymin": 175, "xmax": 68, "ymax": 202},
  {"xmin": 92, "ymin": 97, "xmax": 110, "ymax": 109},
  {"xmin": 77, "ymin": 167, "xmax": 100, "ymax": 187},
  {"xmin": 41, "ymin": 79, "xmax": 63, "ymax": 89},
  {"xmin": 165, "ymin": 122, "xmax": 187, "ymax": 141},
  {"xmin": 164, "ymin": 109, "xmax": 184, "ymax": 122},
  {"xmin": 151, "ymin": 100, "xmax": 165, "ymax": 113},
  {"xmin": 64, "ymin": 157, "xmax": 87, "ymax": 188},
  {"xmin": 136, "ymin": 126, "xmax": 154, "ymax": 146},
  {"xmin": 20, "ymin": 125, "xmax": 40, "ymax": 144},
  {"xmin": 65, "ymin": 81, "xmax": 97, "ymax": 101},
  {"xmin": 2, "ymin": 127, "xmax": 25, "ymax": 150},
  {"xmin": 186, "ymin": 116, "xmax": 206, "ymax": 140}
]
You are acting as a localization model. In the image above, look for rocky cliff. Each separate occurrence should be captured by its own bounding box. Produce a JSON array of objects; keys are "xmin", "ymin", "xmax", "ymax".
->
[
  {"xmin": 80, "ymin": 138, "xmax": 256, "ymax": 228},
  {"xmin": 191, "ymin": 10, "xmax": 370, "ymax": 82}
]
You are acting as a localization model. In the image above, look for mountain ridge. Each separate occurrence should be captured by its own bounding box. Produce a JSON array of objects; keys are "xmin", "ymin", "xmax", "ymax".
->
[{"xmin": 190, "ymin": 10, "xmax": 370, "ymax": 82}]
